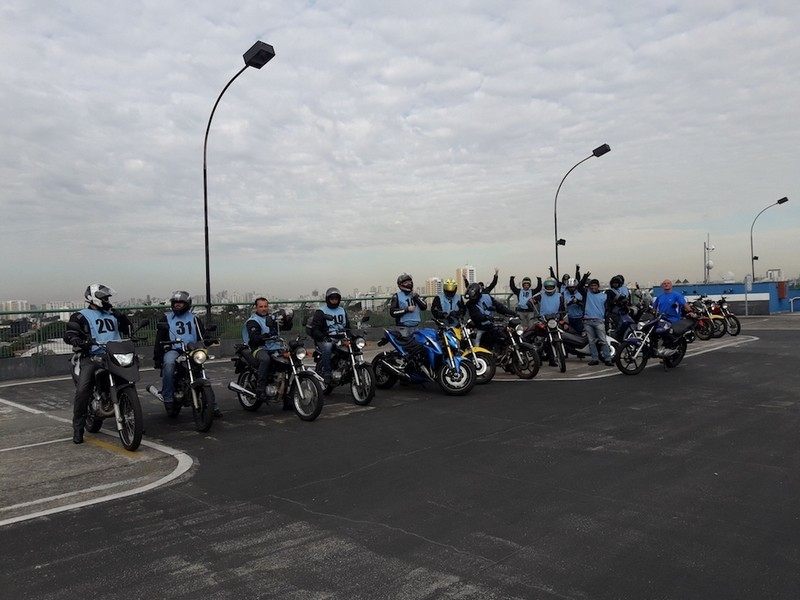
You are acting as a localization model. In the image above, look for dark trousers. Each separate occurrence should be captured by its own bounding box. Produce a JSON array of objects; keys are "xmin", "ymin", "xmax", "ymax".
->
[{"xmin": 73, "ymin": 356, "xmax": 100, "ymax": 431}]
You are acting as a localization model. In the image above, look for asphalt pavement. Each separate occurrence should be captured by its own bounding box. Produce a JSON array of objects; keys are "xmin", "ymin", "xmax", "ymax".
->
[{"xmin": 1, "ymin": 315, "xmax": 799, "ymax": 599}]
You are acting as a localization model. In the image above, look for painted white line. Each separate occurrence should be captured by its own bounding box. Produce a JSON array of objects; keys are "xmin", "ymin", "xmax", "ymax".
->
[{"xmin": 0, "ymin": 395, "xmax": 194, "ymax": 527}]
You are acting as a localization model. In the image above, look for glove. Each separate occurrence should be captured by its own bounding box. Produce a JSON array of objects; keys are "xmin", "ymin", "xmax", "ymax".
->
[{"xmin": 69, "ymin": 338, "xmax": 88, "ymax": 350}]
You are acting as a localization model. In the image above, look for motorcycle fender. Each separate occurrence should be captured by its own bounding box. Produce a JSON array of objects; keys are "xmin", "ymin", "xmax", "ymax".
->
[
  {"xmin": 190, "ymin": 378, "xmax": 212, "ymax": 390},
  {"xmin": 466, "ymin": 345, "xmax": 492, "ymax": 355}
]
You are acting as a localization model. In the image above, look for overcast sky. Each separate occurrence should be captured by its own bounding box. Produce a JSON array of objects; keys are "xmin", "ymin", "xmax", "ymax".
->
[{"xmin": 1, "ymin": 0, "xmax": 798, "ymax": 304}]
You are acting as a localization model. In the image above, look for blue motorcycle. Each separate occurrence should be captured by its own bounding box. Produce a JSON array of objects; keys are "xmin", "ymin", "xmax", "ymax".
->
[{"xmin": 371, "ymin": 327, "xmax": 477, "ymax": 396}]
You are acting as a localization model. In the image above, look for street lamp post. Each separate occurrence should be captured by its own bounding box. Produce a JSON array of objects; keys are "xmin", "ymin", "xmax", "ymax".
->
[
  {"xmin": 749, "ymin": 196, "xmax": 788, "ymax": 283},
  {"xmin": 553, "ymin": 143, "xmax": 611, "ymax": 279},
  {"xmin": 203, "ymin": 41, "xmax": 275, "ymax": 320}
]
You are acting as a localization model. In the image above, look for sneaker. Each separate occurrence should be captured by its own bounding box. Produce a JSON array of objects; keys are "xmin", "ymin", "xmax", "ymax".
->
[
  {"xmin": 213, "ymin": 408, "xmax": 224, "ymax": 418},
  {"xmin": 164, "ymin": 401, "xmax": 177, "ymax": 416},
  {"xmin": 587, "ymin": 360, "xmax": 599, "ymax": 366}
]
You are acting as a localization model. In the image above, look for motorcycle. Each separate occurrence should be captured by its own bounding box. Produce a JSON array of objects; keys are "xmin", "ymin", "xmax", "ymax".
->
[
  {"xmin": 312, "ymin": 324, "xmax": 376, "ymax": 406},
  {"xmin": 480, "ymin": 316, "xmax": 540, "ymax": 379},
  {"xmin": 614, "ymin": 312, "xmax": 697, "ymax": 375},
  {"xmin": 147, "ymin": 323, "xmax": 217, "ymax": 433},
  {"xmin": 371, "ymin": 326, "xmax": 477, "ymax": 395},
  {"xmin": 228, "ymin": 335, "xmax": 324, "ymax": 421},
  {"xmin": 526, "ymin": 313, "xmax": 570, "ymax": 372},
  {"xmin": 67, "ymin": 320, "xmax": 148, "ymax": 451},
  {"xmin": 711, "ymin": 295, "xmax": 741, "ymax": 336},
  {"xmin": 451, "ymin": 318, "xmax": 496, "ymax": 384},
  {"xmin": 692, "ymin": 296, "xmax": 727, "ymax": 340}
]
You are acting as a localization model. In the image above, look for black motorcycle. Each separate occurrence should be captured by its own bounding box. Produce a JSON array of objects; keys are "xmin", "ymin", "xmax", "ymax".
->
[
  {"xmin": 312, "ymin": 326, "xmax": 376, "ymax": 406},
  {"xmin": 228, "ymin": 335, "xmax": 324, "ymax": 421},
  {"xmin": 147, "ymin": 324, "xmax": 217, "ymax": 433},
  {"xmin": 67, "ymin": 321, "xmax": 147, "ymax": 451},
  {"xmin": 614, "ymin": 312, "xmax": 697, "ymax": 375},
  {"xmin": 481, "ymin": 316, "xmax": 540, "ymax": 379}
]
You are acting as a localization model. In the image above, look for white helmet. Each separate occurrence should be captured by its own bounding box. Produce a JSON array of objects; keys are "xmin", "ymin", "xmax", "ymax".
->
[
  {"xmin": 84, "ymin": 283, "xmax": 116, "ymax": 309},
  {"xmin": 566, "ymin": 278, "xmax": 578, "ymax": 289}
]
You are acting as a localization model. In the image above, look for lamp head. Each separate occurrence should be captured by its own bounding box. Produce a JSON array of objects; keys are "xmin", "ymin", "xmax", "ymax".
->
[
  {"xmin": 777, "ymin": 196, "xmax": 789, "ymax": 205},
  {"xmin": 592, "ymin": 144, "xmax": 611, "ymax": 157},
  {"xmin": 243, "ymin": 41, "xmax": 275, "ymax": 69}
]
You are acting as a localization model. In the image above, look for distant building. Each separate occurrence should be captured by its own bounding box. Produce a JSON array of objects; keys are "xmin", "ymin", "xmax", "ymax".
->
[
  {"xmin": 457, "ymin": 265, "xmax": 476, "ymax": 294},
  {"xmin": 425, "ymin": 277, "xmax": 443, "ymax": 296}
]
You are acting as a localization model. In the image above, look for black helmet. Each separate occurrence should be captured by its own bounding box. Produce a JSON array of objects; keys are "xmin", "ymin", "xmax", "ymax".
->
[
  {"xmin": 465, "ymin": 282, "xmax": 482, "ymax": 303},
  {"xmin": 397, "ymin": 273, "xmax": 413, "ymax": 291},
  {"xmin": 170, "ymin": 290, "xmax": 192, "ymax": 315},
  {"xmin": 325, "ymin": 287, "xmax": 342, "ymax": 308},
  {"xmin": 610, "ymin": 275, "xmax": 624, "ymax": 288}
]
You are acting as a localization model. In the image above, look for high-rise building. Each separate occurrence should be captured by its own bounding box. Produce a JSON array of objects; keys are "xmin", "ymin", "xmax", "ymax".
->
[
  {"xmin": 456, "ymin": 265, "xmax": 476, "ymax": 294},
  {"xmin": 425, "ymin": 277, "xmax": 442, "ymax": 296}
]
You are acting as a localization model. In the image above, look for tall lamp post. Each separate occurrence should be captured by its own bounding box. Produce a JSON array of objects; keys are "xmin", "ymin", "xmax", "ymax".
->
[
  {"xmin": 553, "ymin": 143, "xmax": 611, "ymax": 279},
  {"xmin": 203, "ymin": 41, "xmax": 275, "ymax": 320},
  {"xmin": 749, "ymin": 196, "xmax": 788, "ymax": 282}
]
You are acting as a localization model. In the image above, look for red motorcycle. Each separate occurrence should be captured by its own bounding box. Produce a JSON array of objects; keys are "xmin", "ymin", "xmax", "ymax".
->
[{"xmin": 709, "ymin": 296, "xmax": 741, "ymax": 336}]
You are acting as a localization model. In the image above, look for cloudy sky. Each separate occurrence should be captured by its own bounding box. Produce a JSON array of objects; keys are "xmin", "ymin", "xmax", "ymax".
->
[{"xmin": 1, "ymin": 0, "xmax": 798, "ymax": 304}]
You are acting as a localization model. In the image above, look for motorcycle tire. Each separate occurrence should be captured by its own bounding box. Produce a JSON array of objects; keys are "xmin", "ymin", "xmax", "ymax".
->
[
  {"xmin": 372, "ymin": 355, "xmax": 398, "ymax": 390},
  {"xmin": 117, "ymin": 386, "xmax": 143, "ymax": 451},
  {"xmin": 553, "ymin": 341, "xmax": 567, "ymax": 373},
  {"xmin": 512, "ymin": 343, "xmax": 541, "ymax": 380},
  {"xmin": 351, "ymin": 364, "xmax": 376, "ymax": 406},
  {"xmin": 725, "ymin": 314, "xmax": 741, "ymax": 336},
  {"xmin": 465, "ymin": 349, "xmax": 496, "ymax": 384},
  {"xmin": 663, "ymin": 339, "xmax": 687, "ymax": 369},
  {"xmin": 614, "ymin": 340, "xmax": 648, "ymax": 375},
  {"xmin": 436, "ymin": 360, "xmax": 477, "ymax": 396},
  {"xmin": 236, "ymin": 371, "xmax": 263, "ymax": 411},
  {"xmin": 290, "ymin": 374, "xmax": 324, "ymax": 421},
  {"xmin": 192, "ymin": 385, "xmax": 214, "ymax": 433},
  {"xmin": 86, "ymin": 410, "xmax": 103, "ymax": 433},
  {"xmin": 695, "ymin": 320, "xmax": 712, "ymax": 341},
  {"xmin": 710, "ymin": 315, "xmax": 727, "ymax": 338}
]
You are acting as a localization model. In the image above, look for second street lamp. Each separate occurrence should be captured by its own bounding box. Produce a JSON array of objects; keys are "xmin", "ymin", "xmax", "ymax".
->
[
  {"xmin": 749, "ymin": 196, "xmax": 788, "ymax": 282},
  {"xmin": 203, "ymin": 41, "xmax": 276, "ymax": 321},
  {"xmin": 553, "ymin": 143, "xmax": 610, "ymax": 279}
]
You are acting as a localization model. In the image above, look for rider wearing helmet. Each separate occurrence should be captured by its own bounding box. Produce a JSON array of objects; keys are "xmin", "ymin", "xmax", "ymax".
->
[
  {"xmin": 62, "ymin": 284, "xmax": 133, "ymax": 444},
  {"xmin": 509, "ymin": 274, "xmax": 542, "ymax": 327},
  {"xmin": 463, "ymin": 282, "xmax": 517, "ymax": 347},
  {"xmin": 609, "ymin": 274, "xmax": 629, "ymax": 298},
  {"xmin": 244, "ymin": 297, "xmax": 295, "ymax": 409},
  {"xmin": 389, "ymin": 273, "xmax": 428, "ymax": 336},
  {"xmin": 562, "ymin": 277, "xmax": 587, "ymax": 334},
  {"xmin": 153, "ymin": 291, "xmax": 222, "ymax": 418},
  {"xmin": 431, "ymin": 278, "xmax": 464, "ymax": 327},
  {"xmin": 309, "ymin": 287, "xmax": 351, "ymax": 386},
  {"xmin": 536, "ymin": 278, "xmax": 565, "ymax": 316}
]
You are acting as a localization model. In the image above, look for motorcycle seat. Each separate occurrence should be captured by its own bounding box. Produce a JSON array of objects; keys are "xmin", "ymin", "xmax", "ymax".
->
[{"xmin": 670, "ymin": 318, "xmax": 694, "ymax": 336}]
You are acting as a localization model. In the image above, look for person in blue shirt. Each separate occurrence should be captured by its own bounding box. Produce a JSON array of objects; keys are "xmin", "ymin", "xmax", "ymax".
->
[
  {"xmin": 535, "ymin": 278, "xmax": 565, "ymax": 317},
  {"xmin": 463, "ymin": 282, "xmax": 517, "ymax": 348},
  {"xmin": 153, "ymin": 291, "xmax": 222, "ymax": 418},
  {"xmin": 582, "ymin": 279, "xmax": 613, "ymax": 366},
  {"xmin": 509, "ymin": 275, "xmax": 541, "ymax": 328},
  {"xmin": 63, "ymin": 283, "xmax": 133, "ymax": 444},
  {"xmin": 562, "ymin": 277, "xmax": 587, "ymax": 334},
  {"xmin": 389, "ymin": 273, "xmax": 428, "ymax": 337},
  {"xmin": 309, "ymin": 287, "xmax": 351, "ymax": 386},
  {"xmin": 244, "ymin": 297, "xmax": 294, "ymax": 408},
  {"xmin": 652, "ymin": 279, "xmax": 693, "ymax": 323},
  {"xmin": 431, "ymin": 279, "xmax": 464, "ymax": 327}
]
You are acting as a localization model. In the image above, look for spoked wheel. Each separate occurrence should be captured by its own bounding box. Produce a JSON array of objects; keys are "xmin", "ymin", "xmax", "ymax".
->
[
  {"xmin": 512, "ymin": 343, "xmax": 541, "ymax": 379},
  {"xmin": 372, "ymin": 355, "xmax": 399, "ymax": 389},
  {"xmin": 553, "ymin": 341, "xmax": 567, "ymax": 373},
  {"xmin": 117, "ymin": 387, "xmax": 143, "ymax": 451},
  {"xmin": 725, "ymin": 314, "xmax": 741, "ymax": 336},
  {"xmin": 694, "ymin": 320, "xmax": 712, "ymax": 341},
  {"xmin": 663, "ymin": 339, "xmax": 687, "ymax": 369},
  {"xmin": 290, "ymin": 374, "xmax": 324, "ymax": 421},
  {"xmin": 466, "ymin": 350, "xmax": 496, "ymax": 384},
  {"xmin": 236, "ymin": 371, "xmax": 262, "ymax": 411},
  {"xmin": 615, "ymin": 340, "xmax": 648, "ymax": 375},
  {"xmin": 314, "ymin": 361, "xmax": 335, "ymax": 396},
  {"xmin": 192, "ymin": 385, "xmax": 214, "ymax": 433},
  {"xmin": 350, "ymin": 364, "xmax": 376, "ymax": 406},
  {"xmin": 436, "ymin": 360, "xmax": 477, "ymax": 396},
  {"xmin": 86, "ymin": 405, "xmax": 103, "ymax": 433},
  {"xmin": 710, "ymin": 315, "xmax": 727, "ymax": 338}
]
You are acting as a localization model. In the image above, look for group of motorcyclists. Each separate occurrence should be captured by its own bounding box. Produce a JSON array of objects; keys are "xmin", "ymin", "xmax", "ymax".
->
[{"xmin": 63, "ymin": 272, "xmax": 698, "ymax": 445}]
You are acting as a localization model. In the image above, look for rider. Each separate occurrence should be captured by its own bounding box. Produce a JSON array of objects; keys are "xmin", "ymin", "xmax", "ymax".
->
[
  {"xmin": 535, "ymin": 278, "xmax": 565, "ymax": 317},
  {"xmin": 463, "ymin": 282, "xmax": 517, "ymax": 348},
  {"xmin": 562, "ymin": 277, "xmax": 586, "ymax": 334},
  {"xmin": 244, "ymin": 297, "xmax": 294, "ymax": 409},
  {"xmin": 309, "ymin": 287, "xmax": 351, "ymax": 386},
  {"xmin": 651, "ymin": 279, "xmax": 694, "ymax": 323},
  {"xmin": 153, "ymin": 291, "xmax": 223, "ymax": 418},
  {"xmin": 583, "ymin": 279, "xmax": 614, "ymax": 366},
  {"xmin": 62, "ymin": 284, "xmax": 133, "ymax": 444},
  {"xmin": 430, "ymin": 278, "xmax": 464, "ymax": 327},
  {"xmin": 389, "ymin": 273, "xmax": 428, "ymax": 337},
  {"xmin": 509, "ymin": 275, "xmax": 542, "ymax": 327}
]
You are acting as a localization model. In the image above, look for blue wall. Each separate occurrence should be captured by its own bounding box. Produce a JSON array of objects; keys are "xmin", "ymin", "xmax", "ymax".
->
[{"xmin": 651, "ymin": 281, "xmax": 797, "ymax": 315}]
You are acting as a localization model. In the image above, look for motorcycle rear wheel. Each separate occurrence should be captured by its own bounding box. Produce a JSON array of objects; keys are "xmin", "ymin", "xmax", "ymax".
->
[
  {"xmin": 615, "ymin": 341, "xmax": 648, "ymax": 375},
  {"xmin": 351, "ymin": 364, "xmax": 376, "ymax": 406},
  {"xmin": 192, "ymin": 385, "xmax": 214, "ymax": 433},
  {"xmin": 117, "ymin": 387, "xmax": 143, "ymax": 451},
  {"xmin": 725, "ymin": 314, "xmax": 741, "ymax": 336},
  {"xmin": 512, "ymin": 344, "xmax": 541, "ymax": 379},
  {"xmin": 290, "ymin": 374, "xmax": 324, "ymax": 421},
  {"xmin": 236, "ymin": 371, "xmax": 262, "ymax": 411},
  {"xmin": 86, "ymin": 408, "xmax": 103, "ymax": 433},
  {"xmin": 436, "ymin": 360, "xmax": 476, "ymax": 396},
  {"xmin": 372, "ymin": 355, "xmax": 398, "ymax": 389},
  {"xmin": 663, "ymin": 339, "xmax": 687, "ymax": 369}
]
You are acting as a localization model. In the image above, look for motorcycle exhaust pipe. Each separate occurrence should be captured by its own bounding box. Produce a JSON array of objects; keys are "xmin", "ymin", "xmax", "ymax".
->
[{"xmin": 228, "ymin": 382, "xmax": 256, "ymax": 398}]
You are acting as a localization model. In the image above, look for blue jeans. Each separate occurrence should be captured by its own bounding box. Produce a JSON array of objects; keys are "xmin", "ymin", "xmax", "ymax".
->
[
  {"xmin": 316, "ymin": 340, "xmax": 335, "ymax": 376},
  {"xmin": 161, "ymin": 349, "xmax": 179, "ymax": 402},
  {"xmin": 583, "ymin": 319, "xmax": 611, "ymax": 362}
]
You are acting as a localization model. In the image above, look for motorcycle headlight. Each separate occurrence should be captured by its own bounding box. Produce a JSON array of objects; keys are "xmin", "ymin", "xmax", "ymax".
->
[
  {"xmin": 113, "ymin": 352, "xmax": 135, "ymax": 367},
  {"xmin": 191, "ymin": 349, "xmax": 208, "ymax": 365},
  {"xmin": 721, "ymin": 303, "xmax": 727, "ymax": 309},
  {"xmin": 546, "ymin": 319, "xmax": 558, "ymax": 329},
  {"xmin": 294, "ymin": 346, "xmax": 307, "ymax": 360},
  {"xmin": 515, "ymin": 324, "xmax": 525, "ymax": 336},
  {"xmin": 354, "ymin": 337, "xmax": 366, "ymax": 349}
]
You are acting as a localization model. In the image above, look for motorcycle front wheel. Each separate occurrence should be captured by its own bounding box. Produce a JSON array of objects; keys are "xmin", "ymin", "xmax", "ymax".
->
[
  {"xmin": 86, "ymin": 400, "xmax": 103, "ymax": 433},
  {"xmin": 192, "ymin": 385, "xmax": 214, "ymax": 433},
  {"xmin": 351, "ymin": 364, "xmax": 376, "ymax": 406},
  {"xmin": 615, "ymin": 341, "xmax": 648, "ymax": 375},
  {"xmin": 290, "ymin": 374, "xmax": 324, "ymax": 421},
  {"xmin": 436, "ymin": 360, "xmax": 476, "ymax": 396},
  {"xmin": 725, "ymin": 314, "xmax": 741, "ymax": 336},
  {"xmin": 553, "ymin": 340, "xmax": 567, "ymax": 373},
  {"xmin": 710, "ymin": 315, "xmax": 727, "ymax": 338},
  {"xmin": 117, "ymin": 386, "xmax": 143, "ymax": 451},
  {"xmin": 236, "ymin": 371, "xmax": 262, "ymax": 411},
  {"xmin": 372, "ymin": 355, "xmax": 398, "ymax": 389},
  {"xmin": 695, "ymin": 319, "xmax": 712, "ymax": 341},
  {"xmin": 464, "ymin": 349, "xmax": 496, "ymax": 384},
  {"xmin": 512, "ymin": 343, "xmax": 541, "ymax": 379}
]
